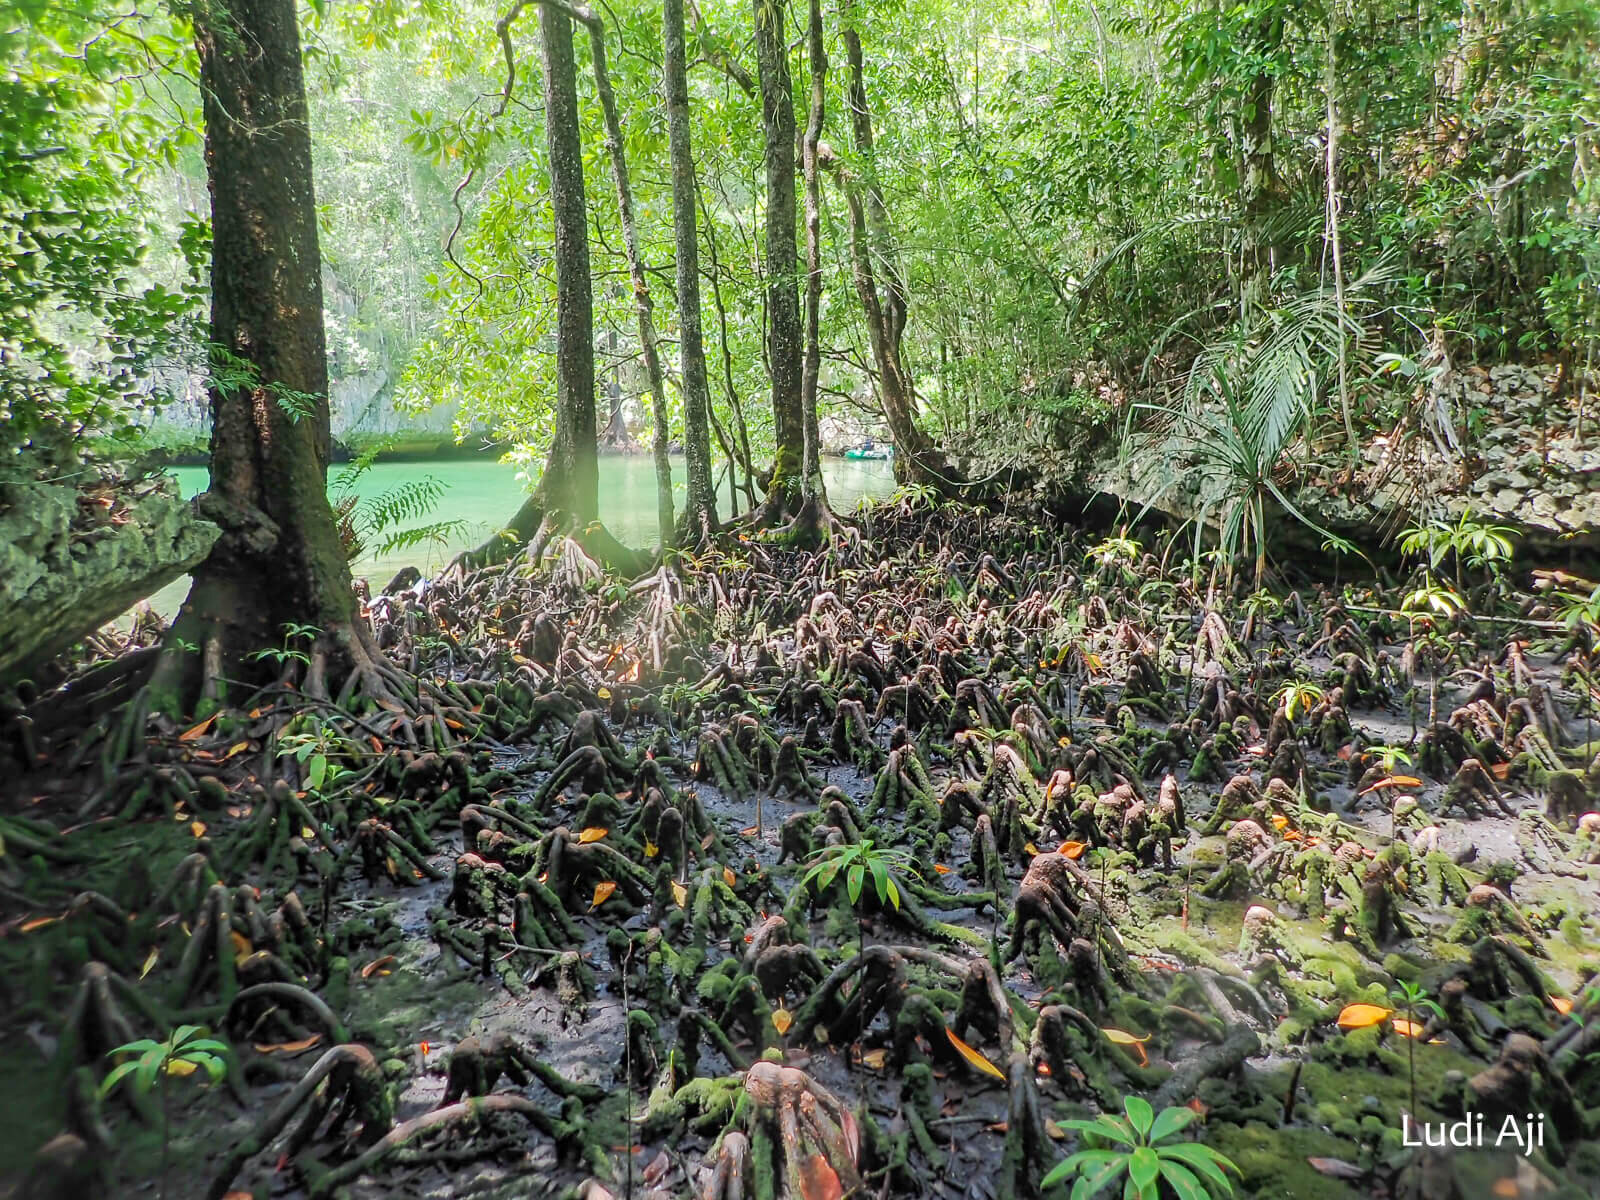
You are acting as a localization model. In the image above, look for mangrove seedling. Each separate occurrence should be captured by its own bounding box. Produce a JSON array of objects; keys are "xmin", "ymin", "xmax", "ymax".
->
[
  {"xmin": 1389, "ymin": 979, "xmax": 1445, "ymax": 1120},
  {"xmin": 1042, "ymin": 1094, "xmax": 1240, "ymax": 1198},
  {"xmin": 102, "ymin": 1025, "xmax": 230, "ymax": 1199}
]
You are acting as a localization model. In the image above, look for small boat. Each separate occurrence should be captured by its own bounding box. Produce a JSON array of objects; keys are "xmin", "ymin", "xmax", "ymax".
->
[{"xmin": 844, "ymin": 441, "xmax": 893, "ymax": 461}]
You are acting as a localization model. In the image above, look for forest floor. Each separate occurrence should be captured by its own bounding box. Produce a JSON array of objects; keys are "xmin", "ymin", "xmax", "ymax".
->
[{"xmin": 2, "ymin": 497, "xmax": 1599, "ymax": 1200}]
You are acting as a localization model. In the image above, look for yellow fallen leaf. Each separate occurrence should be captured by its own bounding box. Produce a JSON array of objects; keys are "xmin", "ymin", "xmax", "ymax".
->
[
  {"xmin": 301, "ymin": 826, "xmax": 315, "ymax": 840},
  {"xmin": 946, "ymin": 1028, "xmax": 1005, "ymax": 1079},
  {"xmin": 723, "ymin": 866, "xmax": 737, "ymax": 888},
  {"xmin": 772, "ymin": 1007, "xmax": 794, "ymax": 1035},
  {"xmin": 644, "ymin": 841, "xmax": 659, "ymax": 858},
  {"xmin": 1270, "ymin": 814, "xmax": 1290, "ymax": 831},
  {"xmin": 1336, "ymin": 1003, "xmax": 1392, "ymax": 1030},
  {"xmin": 577, "ymin": 827, "xmax": 608, "ymax": 844},
  {"xmin": 140, "ymin": 947, "xmax": 160, "ymax": 979},
  {"xmin": 1023, "ymin": 842, "xmax": 1039, "ymax": 856},
  {"xmin": 1057, "ymin": 841, "xmax": 1087, "ymax": 859},
  {"xmin": 1101, "ymin": 1027, "xmax": 1151, "ymax": 1066},
  {"xmin": 671, "ymin": 880, "xmax": 688, "ymax": 908},
  {"xmin": 861, "ymin": 1048, "xmax": 888, "ymax": 1070},
  {"xmin": 596, "ymin": 687, "xmax": 611, "ymax": 700},
  {"xmin": 591, "ymin": 880, "xmax": 617, "ymax": 909}
]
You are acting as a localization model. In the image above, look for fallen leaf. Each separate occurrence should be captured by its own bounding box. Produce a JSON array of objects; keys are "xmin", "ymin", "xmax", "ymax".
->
[
  {"xmin": 798, "ymin": 1153, "xmax": 844, "ymax": 1200},
  {"xmin": 1023, "ymin": 842, "xmax": 1039, "ymax": 856},
  {"xmin": 224, "ymin": 1192, "xmax": 256, "ymax": 1200},
  {"xmin": 253, "ymin": 1035, "xmax": 322, "ymax": 1054},
  {"xmin": 190, "ymin": 821, "xmax": 207, "ymax": 838},
  {"xmin": 933, "ymin": 863, "xmax": 953, "ymax": 874},
  {"xmin": 1100, "ymin": 1027, "xmax": 1151, "ymax": 1066},
  {"xmin": 644, "ymin": 841, "xmax": 659, "ymax": 857},
  {"xmin": 946, "ymin": 1029, "xmax": 1005, "ymax": 1079},
  {"xmin": 1044, "ymin": 1119, "xmax": 1065, "ymax": 1140},
  {"xmin": 860, "ymin": 1048, "xmax": 888, "ymax": 1069},
  {"xmin": 723, "ymin": 866, "xmax": 737, "ymax": 888},
  {"xmin": 671, "ymin": 880, "xmax": 688, "ymax": 907},
  {"xmin": 1490, "ymin": 1179, "xmax": 1518, "ymax": 1198},
  {"xmin": 1391, "ymin": 1017, "xmax": 1426, "ymax": 1038},
  {"xmin": 1549, "ymin": 996, "xmax": 1574, "ymax": 1015},
  {"xmin": 1270, "ymin": 814, "xmax": 1291, "ymax": 831},
  {"xmin": 642, "ymin": 1149, "xmax": 672, "ymax": 1185},
  {"xmin": 19, "ymin": 915, "xmax": 61, "ymax": 933},
  {"xmin": 230, "ymin": 931, "xmax": 252, "ymax": 961},
  {"xmin": 590, "ymin": 881, "xmax": 617, "ymax": 909},
  {"xmin": 361, "ymin": 955, "xmax": 397, "ymax": 979},
  {"xmin": 419, "ymin": 1041, "xmax": 430, "ymax": 1056},
  {"xmin": 140, "ymin": 947, "xmax": 160, "ymax": 979},
  {"xmin": 740, "ymin": 824, "xmax": 759, "ymax": 836},
  {"xmin": 577, "ymin": 826, "xmax": 608, "ymax": 843},
  {"xmin": 1489, "ymin": 762, "xmax": 1513, "ymax": 781},
  {"xmin": 596, "ymin": 687, "xmax": 612, "ymax": 701},
  {"xmin": 301, "ymin": 825, "xmax": 315, "ymax": 840},
  {"xmin": 1336, "ymin": 1003, "xmax": 1392, "ymax": 1030},
  {"xmin": 1186, "ymin": 1097, "xmax": 1208, "ymax": 1117},
  {"xmin": 1056, "ymin": 840, "xmax": 1087, "ymax": 859},
  {"xmin": 1307, "ymin": 1157, "xmax": 1365, "ymax": 1180},
  {"xmin": 772, "ymin": 1008, "xmax": 794, "ymax": 1035},
  {"xmin": 179, "ymin": 715, "xmax": 216, "ymax": 741}
]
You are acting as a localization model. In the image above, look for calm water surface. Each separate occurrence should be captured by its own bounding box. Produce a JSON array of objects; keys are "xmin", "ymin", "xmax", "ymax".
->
[{"xmin": 151, "ymin": 456, "xmax": 894, "ymax": 612}]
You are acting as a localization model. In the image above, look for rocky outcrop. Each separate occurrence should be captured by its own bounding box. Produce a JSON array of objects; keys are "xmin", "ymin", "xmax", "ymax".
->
[{"xmin": 0, "ymin": 477, "xmax": 219, "ymax": 685}]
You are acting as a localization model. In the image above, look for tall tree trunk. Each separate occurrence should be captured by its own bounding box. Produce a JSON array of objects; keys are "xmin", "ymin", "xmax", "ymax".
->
[
  {"xmin": 751, "ymin": 0, "xmax": 804, "ymax": 518},
  {"xmin": 663, "ymin": 0, "xmax": 719, "ymax": 544},
  {"xmin": 836, "ymin": 17, "xmax": 962, "ymax": 490},
  {"xmin": 456, "ymin": 0, "xmax": 620, "ymax": 571},
  {"xmin": 1240, "ymin": 13, "xmax": 1283, "ymax": 281},
  {"xmin": 798, "ymin": 0, "xmax": 827, "ymax": 508},
  {"xmin": 153, "ymin": 0, "xmax": 396, "ymax": 712},
  {"xmin": 582, "ymin": 13, "xmax": 673, "ymax": 543},
  {"xmin": 536, "ymin": 1, "xmax": 598, "ymax": 528}
]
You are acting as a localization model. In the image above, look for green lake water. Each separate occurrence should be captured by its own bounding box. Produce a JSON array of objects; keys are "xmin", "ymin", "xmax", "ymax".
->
[{"xmin": 150, "ymin": 455, "xmax": 895, "ymax": 613}]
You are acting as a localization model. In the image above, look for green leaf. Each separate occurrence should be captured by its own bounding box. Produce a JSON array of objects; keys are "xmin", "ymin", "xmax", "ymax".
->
[
  {"xmin": 307, "ymin": 753, "xmax": 327, "ymax": 791},
  {"xmin": 109, "ymin": 1039, "xmax": 162, "ymax": 1057},
  {"xmin": 1158, "ymin": 1143, "xmax": 1237, "ymax": 1195},
  {"xmin": 869, "ymin": 859, "xmax": 891, "ymax": 906},
  {"xmin": 1128, "ymin": 1147, "xmax": 1160, "ymax": 1196},
  {"xmin": 1158, "ymin": 1159, "xmax": 1209, "ymax": 1200},
  {"xmin": 99, "ymin": 1060, "xmax": 140, "ymax": 1098},
  {"xmin": 135, "ymin": 1049, "xmax": 164, "ymax": 1096},
  {"xmin": 1124, "ymin": 1096, "xmax": 1154, "ymax": 1139},
  {"xmin": 847, "ymin": 863, "xmax": 865, "ymax": 905},
  {"xmin": 1069, "ymin": 1156, "xmax": 1128, "ymax": 1199},
  {"xmin": 1064, "ymin": 1117, "xmax": 1137, "ymax": 1148},
  {"xmin": 1148, "ymin": 1105, "xmax": 1197, "ymax": 1145}
]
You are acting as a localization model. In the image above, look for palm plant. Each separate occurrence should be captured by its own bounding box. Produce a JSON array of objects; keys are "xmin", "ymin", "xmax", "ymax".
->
[{"xmin": 1042, "ymin": 1095, "xmax": 1240, "ymax": 1198}]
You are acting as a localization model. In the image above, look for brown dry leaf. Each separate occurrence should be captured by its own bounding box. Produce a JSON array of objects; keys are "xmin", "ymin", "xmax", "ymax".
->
[
  {"xmin": 1056, "ymin": 840, "xmax": 1087, "ymax": 859},
  {"xmin": 1307, "ymin": 1158, "xmax": 1365, "ymax": 1180},
  {"xmin": 701, "ymin": 832, "xmax": 716, "ymax": 851},
  {"xmin": 1336, "ymin": 1003, "xmax": 1392, "ymax": 1030},
  {"xmin": 1044, "ymin": 1119, "xmax": 1065, "ymax": 1141},
  {"xmin": 641, "ymin": 1150, "xmax": 672, "ymax": 1186},
  {"xmin": 740, "ymin": 824, "xmax": 759, "ymax": 837},
  {"xmin": 253, "ymin": 1035, "xmax": 323, "ymax": 1054},
  {"xmin": 798, "ymin": 1153, "xmax": 844, "ymax": 1200},
  {"xmin": 361, "ymin": 955, "xmax": 397, "ymax": 979},
  {"xmin": 723, "ymin": 866, "xmax": 737, "ymax": 888},
  {"xmin": 671, "ymin": 880, "xmax": 688, "ymax": 908},
  {"xmin": 945, "ymin": 1029, "xmax": 1005, "ymax": 1079},
  {"xmin": 860, "ymin": 1048, "xmax": 888, "ymax": 1070},
  {"xmin": 590, "ymin": 881, "xmax": 618, "ymax": 909},
  {"xmin": 577, "ymin": 827, "xmax": 608, "ymax": 844},
  {"xmin": 772, "ymin": 1007, "xmax": 794, "ymax": 1035}
]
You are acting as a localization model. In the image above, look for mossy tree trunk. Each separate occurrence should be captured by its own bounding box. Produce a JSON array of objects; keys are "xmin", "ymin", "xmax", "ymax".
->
[{"xmin": 153, "ymin": 0, "xmax": 394, "ymax": 712}]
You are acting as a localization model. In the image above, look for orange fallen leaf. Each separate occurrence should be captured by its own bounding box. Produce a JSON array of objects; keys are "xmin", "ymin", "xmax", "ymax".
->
[
  {"xmin": 253, "ymin": 1035, "xmax": 322, "ymax": 1054},
  {"xmin": 1489, "ymin": 762, "xmax": 1513, "ymax": 781},
  {"xmin": 1391, "ymin": 1017, "xmax": 1426, "ymax": 1038},
  {"xmin": 723, "ymin": 866, "xmax": 737, "ymax": 888},
  {"xmin": 1549, "ymin": 996, "xmax": 1574, "ymax": 1015},
  {"xmin": 190, "ymin": 821, "xmax": 207, "ymax": 838},
  {"xmin": 419, "ymin": 1041, "xmax": 430, "ymax": 1056},
  {"xmin": 577, "ymin": 826, "xmax": 608, "ymax": 844},
  {"xmin": 591, "ymin": 881, "xmax": 617, "ymax": 909},
  {"xmin": 798, "ymin": 1153, "xmax": 843, "ymax": 1200},
  {"xmin": 740, "ymin": 824, "xmax": 759, "ymax": 837},
  {"xmin": 772, "ymin": 1007, "xmax": 794, "ymax": 1035},
  {"xmin": 19, "ymin": 915, "xmax": 62, "ymax": 933},
  {"xmin": 179, "ymin": 715, "xmax": 216, "ymax": 741},
  {"xmin": 1056, "ymin": 840, "xmax": 1087, "ymax": 859},
  {"xmin": 946, "ymin": 1029, "xmax": 1005, "ymax": 1079},
  {"xmin": 1336, "ymin": 1003, "xmax": 1392, "ymax": 1029},
  {"xmin": 1036, "ymin": 1062, "xmax": 1052, "ymax": 1076},
  {"xmin": 229, "ymin": 931, "xmax": 252, "ymax": 960},
  {"xmin": 361, "ymin": 955, "xmax": 397, "ymax": 979},
  {"xmin": 933, "ymin": 863, "xmax": 953, "ymax": 874},
  {"xmin": 1490, "ymin": 1179, "xmax": 1518, "ymax": 1198},
  {"xmin": 1270, "ymin": 814, "xmax": 1290, "ymax": 831},
  {"xmin": 1186, "ymin": 1097, "xmax": 1209, "ymax": 1117}
]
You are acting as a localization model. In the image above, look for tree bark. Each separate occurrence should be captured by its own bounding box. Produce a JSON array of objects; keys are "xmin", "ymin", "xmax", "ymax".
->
[
  {"xmin": 663, "ymin": 0, "xmax": 719, "ymax": 545},
  {"xmin": 155, "ymin": 0, "xmax": 391, "ymax": 711},
  {"xmin": 798, "ymin": 0, "xmax": 827, "ymax": 508},
  {"xmin": 835, "ymin": 17, "xmax": 962, "ymax": 490},
  {"xmin": 752, "ymin": 0, "xmax": 804, "ymax": 516}
]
